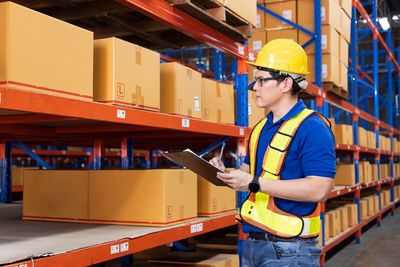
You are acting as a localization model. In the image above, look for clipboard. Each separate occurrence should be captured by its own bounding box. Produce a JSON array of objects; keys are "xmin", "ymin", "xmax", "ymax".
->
[{"xmin": 161, "ymin": 149, "xmax": 226, "ymax": 186}]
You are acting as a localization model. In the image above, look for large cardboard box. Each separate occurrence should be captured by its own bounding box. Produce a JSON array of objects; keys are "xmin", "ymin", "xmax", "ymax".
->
[
  {"xmin": 23, "ymin": 170, "xmax": 89, "ymax": 222},
  {"xmin": 335, "ymin": 164, "xmax": 355, "ymax": 186},
  {"xmin": 202, "ymin": 78, "xmax": 235, "ymax": 124},
  {"xmin": 255, "ymin": 7, "xmax": 266, "ymax": 31},
  {"xmin": 248, "ymin": 30, "xmax": 267, "ymax": 52},
  {"xmin": 150, "ymin": 252, "xmax": 239, "ymax": 267},
  {"xmin": 248, "ymin": 90, "xmax": 267, "ymax": 128},
  {"xmin": 345, "ymin": 204, "xmax": 358, "ymax": 227},
  {"xmin": 339, "ymin": 62, "xmax": 348, "ymax": 89},
  {"xmin": 264, "ymin": 1, "xmax": 297, "ymax": 29},
  {"xmin": 198, "ymin": 175, "xmax": 236, "ymax": 216},
  {"xmin": 327, "ymin": 209, "xmax": 340, "ymax": 237},
  {"xmin": 225, "ymin": 0, "xmax": 257, "ymax": 26},
  {"xmin": 0, "ymin": 1, "xmax": 93, "ymax": 101},
  {"xmin": 360, "ymin": 199, "xmax": 368, "ymax": 221},
  {"xmin": 338, "ymin": 207, "xmax": 349, "ymax": 231},
  {"xmin": 341, "ymin": 9, "xmax": 351, "ymax": 42},
  {"xmin": 333, "ymin": 124, "xmax": 353, "ymax": 145},
  {"xmin": 298, "ymin": 0, "xmax": 341, "ymax": 32},
  {"xmin": 89, "ymin": 170, "xmax": 197, "ymax": 226},
  {"xmin": 267, "ymin": 27, "xmax": 298, "ymax": 43},
  {"xmin": 339, "ymin": 0, "xmax": 352, "ymax": 17},
  {"xmin": 339, "ymin": 35, "xmax": 349, "ymax": 66},
  {"xmin": 300, "ymin": 25, "xmax": 339, "ymax": 56},
  {"xmin": 373, "ymin": 195, "xmax": 379, "ymax": 213},
  {"xmin": 160, "ymin": 63, "xmax": 202, "ymax": 118},
  {"xmin": 94, "ymin": 37, "xmax": 160, "ymax": 111},
  {"xmin": 307, "ymin": 53, "xmax": 340, "ymax": 86},
  {"xmin": 12, "ymin": 168, "xmax": 24, "ymax": 186}
]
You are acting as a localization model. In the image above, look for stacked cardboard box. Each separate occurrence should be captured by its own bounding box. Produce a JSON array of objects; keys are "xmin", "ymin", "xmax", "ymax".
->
[
  {"xmin": 326, "ymin": 209, "xmax": 340, "ymax": 237},
  {"xmin": 360, "ymin": 198, "xmax": 368, "ymax": 221},
  {"xmin": 223, "ymin": 0, "xmax": 257, "ymax": 27},
  {"xmin": 0, "ymin": 1, "xmax": 93, "ymax": 101},
  {"xmin": 23, "ymin": 170, "xmax": 198, "ymax": 226},
  {"xmin": 94, "ymin": 37, "xmax": 160, "ymax": 111},
  {"xmin": 197, "ymin": 175, "xmax": 236, "ymax": 216},
  {"xmin": 335, "ymin": 164, "xmax": 355, "ymax": 186},
  {"xmin": 333, "ymin": 124, "xmax": 354, "ymax": 145},
  {"xmin": 160, "ymin": 62, "xmax": 202, "ymax": 118}
]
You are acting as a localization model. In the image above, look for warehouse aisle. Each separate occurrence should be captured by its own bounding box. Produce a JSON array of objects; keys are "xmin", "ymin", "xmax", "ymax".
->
[{"xmin": 326, "ymin": 208, "xmax": 400, "ymax": 267}]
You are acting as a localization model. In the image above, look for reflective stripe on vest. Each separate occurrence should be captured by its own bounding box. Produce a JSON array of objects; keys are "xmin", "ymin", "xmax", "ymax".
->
[{"xmin": 239, "ymin": 108, "xmax": 327, "ymax": 238}]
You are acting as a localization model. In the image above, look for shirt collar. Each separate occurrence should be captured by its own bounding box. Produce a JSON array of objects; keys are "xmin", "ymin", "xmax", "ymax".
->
[{"xmin": 266, "ymin": 100, "xmax": 307, "ymax": 125}]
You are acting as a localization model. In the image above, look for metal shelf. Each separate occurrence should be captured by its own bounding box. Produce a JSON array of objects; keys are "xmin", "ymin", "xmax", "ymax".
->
[{"xmin": 0, "ymin": 204, "xmax": 237, "ymax": 267}]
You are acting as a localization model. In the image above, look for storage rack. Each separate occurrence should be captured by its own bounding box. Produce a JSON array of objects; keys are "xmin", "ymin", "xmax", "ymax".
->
[{"xmin": 0, "ymin": 0, "xmax": 399, "ymax": 266}]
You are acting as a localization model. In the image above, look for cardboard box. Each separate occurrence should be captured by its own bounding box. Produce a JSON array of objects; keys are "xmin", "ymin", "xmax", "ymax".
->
[
  {"xmin": 358, "ymin": 127, "xmax": 368, "ymax": 147},
  {"xmin": 360, "ymin": 199, "xmax": 368, "ymax": 220},
  {"xmin": 160, "ymin": 62, "xmax": 202, "ymax": 118},
  {"xmin": 339, "ymin": 62, "xmax": 348, "ymax": 89},
  {"xmin": 89, "ymin": 170, "xmax": 197, "ymax": 226},
  {"xmin": 333, "ymin": 124, "xmax": 353, "ymax": 145},
  {"xmin": 298, "ymin": 0, "xmax": 341, "ymax": 32},
  {"xmin": 248, "ymin": 30, "xmax": 267, "ymax": 52},
  {"xmin": 366, "ymin": 196, "xmax": 374, "ymax": 216},
  {"xmin": 339, "ymin": 0, "xmax": 352, "ymax": 17},
  {"xmin": 23, "ymin": 170, "xmax": 89, "ymax": 222},
  {"xmin": 0, "ymin": 1, "xmax": 93, "ymax": 101},
  {"xmin": 335, "ymin": 164, "xmax": 355, "ymax": 186},
  {"xmin": 94, "ymin": 38, "xmax": 160, "ymax": 111},
  {"xmin": 341, "ymin": 9, "xmax": 351, "ymax": 42},
  {"xmin": 255, "ymin": 7, "xmax": 266, "ymax": 31},
  {"xmin": 225, "ymin": 0, "xmax": 257, "ymax": 26},
  {"xmin": 267, "ymin": 27, "xmax": 298, "ymax": 43},
  {"xmin": 373, "ymin": 195, "xmax": 379, "ymax": 213},
  {"xmin": 327, "ymin": 209, "xmax": 340, "ymax": 237},
  {"xmin": 264, "ymin": 1, "xmax": 297, "ymax": 29},
  {"xmin": 339, "ymin": 35, "xmax": 349, "ymax": 66},
  {"xmin": 150, "ymin": 252, "xmax": 239, "ymax": 267},
  {"xmin": 345, "ymin": 204, "xmax": 358, "ymax": 227},
  {"xmin": 12, "ymin": 168, "xmax": 24, "ymax": 186},
  {"xmin": 338, "ymin": 207, "xmax": 349, "ymax": 231},
  {"xmin": 323, "ymin": 212, "xmax": 330, "ymax": 241},
  {"xmin": 198, "ymin": 175, "xmax": 236, "ymax": 216},
  {"xmin": 300, "ymin": 25, "xmax": 339, "ymax": 56},
  {"xmin": 307, "ymin": 53, "xmax": 340, "ymax": 86},
  {"xmin": 248, "ymin": 90, "xmax": 267, "ymax": 128},
  {"xmin": 202, "ymin": 78, "xmax": 235, "ymax": 124}
]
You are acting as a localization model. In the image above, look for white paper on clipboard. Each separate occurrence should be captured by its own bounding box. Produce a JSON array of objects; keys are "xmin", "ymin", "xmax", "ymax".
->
[{"xmin": 161, "ymin": 149, "xmax": 227, "ymax": 186}]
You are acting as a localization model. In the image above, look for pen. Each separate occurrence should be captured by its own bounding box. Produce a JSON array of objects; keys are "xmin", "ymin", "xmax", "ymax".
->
[{"xmin": 219, "ymin": 142, "xmax": 226, "ymax": 162}]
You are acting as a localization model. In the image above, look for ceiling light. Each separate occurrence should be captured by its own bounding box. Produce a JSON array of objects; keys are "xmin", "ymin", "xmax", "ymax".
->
[
  {"xmin": 393, "ymin": 15, "xmax": 399, "ymax": 21},
  {"xmin": 378, "ymin": 17, "xmax": 390, "ymax": 30}
]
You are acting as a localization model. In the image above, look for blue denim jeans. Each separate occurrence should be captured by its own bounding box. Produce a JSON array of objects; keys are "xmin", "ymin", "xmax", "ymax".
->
[{"xmin": 241, "ymin": 236, "xmax": 321, "ymax": 267}]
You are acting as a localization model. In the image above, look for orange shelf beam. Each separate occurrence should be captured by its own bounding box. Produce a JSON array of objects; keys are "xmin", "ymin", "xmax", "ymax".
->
[
  {"xmin": 4, "ymin": 213, "xmax": 237, "ymax": 267},
  {"xmin": 0, "ymin": 87, "xmax": 249, "ymax": 138}
]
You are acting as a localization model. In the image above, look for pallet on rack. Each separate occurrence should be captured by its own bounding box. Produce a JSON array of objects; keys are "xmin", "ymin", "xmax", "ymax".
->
[
  {"xmin": 165, "ymin": 0, "xmax": 251, "ymax": 41},
  {"xmin": 323, "ymin": 82, "xmax": 349, "ymax": 99}
]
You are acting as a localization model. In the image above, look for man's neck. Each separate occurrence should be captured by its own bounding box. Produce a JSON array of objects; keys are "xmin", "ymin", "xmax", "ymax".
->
[{"xmin": 270, "ymin": 97, "xmax": 298, "ymax": 123}]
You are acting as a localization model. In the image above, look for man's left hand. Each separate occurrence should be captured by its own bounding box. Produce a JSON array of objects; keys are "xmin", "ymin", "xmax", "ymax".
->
[{"xmin": 216, "ymin": 170, "xmax": 253, "ymax": 191}]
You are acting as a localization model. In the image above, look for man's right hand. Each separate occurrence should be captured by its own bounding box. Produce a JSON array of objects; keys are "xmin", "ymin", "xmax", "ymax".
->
[{"xmin": 209, "ymin": 157, "xmax": 226, "ymax": 172}]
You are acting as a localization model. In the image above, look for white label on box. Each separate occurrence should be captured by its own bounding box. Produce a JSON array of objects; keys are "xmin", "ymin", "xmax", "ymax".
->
[
  {"xmin": 321, "ymin": 7, "xmax": 326, "ymax": 21},
  {"xmin": 282, "ymin": 10, "xmax": 292, "ymax": 21},
  {"xmin": 182, "ymin": 118, "xmax": 190, "ymax": 128},
  {"xmin": 321, "ymin": 35, "xmax": 327, "ymax": 49},
  {"xmin": 322, "ymin": 64, "xmax": 328, "ymax": 79},
  {"xmin": 256, "ymin": 14, "xmax": 261, "ymax": 28},
  {"xmin": 240, "ymin": 128, "xmax": 245, "ymax": 136},
  {"xmin": 248, "ymin": 51, "xmax": 255, "ymax": 62},
  {"xmin": 111, "ymin": 244, "xmax": 120, "ymax": 254},
  {"xmin": 194, "ymin": 96, "xmax": 200, "ymax": 112},
  {"xmin": 117, "ymin": 109, "xmax": 126, "ymax": 119},
  {"xmin": 253, "ymin": 41, "xmax": 262, "ymax": 52},
  {"xmin": 120, "ymin": 242, "xmax": 129, "ymax": 252}
]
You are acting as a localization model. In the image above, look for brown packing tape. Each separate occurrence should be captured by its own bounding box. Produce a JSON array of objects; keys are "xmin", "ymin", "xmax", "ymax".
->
[
  {"xmin": 132, "ymin": 85, "xmax": 144, "ymax": 106},
  {"xmin": 135, "ymin": 46, "xmax": 142, "ymax": 65}
]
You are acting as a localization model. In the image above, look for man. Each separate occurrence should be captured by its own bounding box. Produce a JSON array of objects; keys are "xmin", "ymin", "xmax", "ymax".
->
[{"xmin": 210, "ymin": 39, "xmax": 336, "ymax": 266}]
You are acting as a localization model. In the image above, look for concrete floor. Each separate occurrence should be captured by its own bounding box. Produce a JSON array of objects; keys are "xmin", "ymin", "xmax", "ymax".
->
[{"xmin": 326, "ymin": 208, "xmax": 400, "ymax": 267}]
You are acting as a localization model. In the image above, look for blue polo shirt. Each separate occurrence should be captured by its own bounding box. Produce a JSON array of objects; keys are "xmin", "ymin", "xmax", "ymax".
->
[{"xmin": 243, "ymin": 100, "xmax": 336, "ymax": 232}]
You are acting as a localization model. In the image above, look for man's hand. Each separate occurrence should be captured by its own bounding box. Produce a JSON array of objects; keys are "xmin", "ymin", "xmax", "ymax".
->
[
  {"xmin": 209, "ymin": 157, "xmax": 226, "ymax": 172},
  {"xmin": 216, "ymin": 169, "xmax": 253, "ymax": 191}
]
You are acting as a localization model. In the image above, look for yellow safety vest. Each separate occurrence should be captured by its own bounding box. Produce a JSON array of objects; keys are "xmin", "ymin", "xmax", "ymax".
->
[{"xmin": 239, "ymin": 108, "xmax": 329, "ymax": 238}]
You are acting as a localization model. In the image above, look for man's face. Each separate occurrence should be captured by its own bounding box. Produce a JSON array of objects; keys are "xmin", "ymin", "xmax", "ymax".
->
[{"xmin": 252, "ymin": 70, "xmax": 283, "ymax": 109}]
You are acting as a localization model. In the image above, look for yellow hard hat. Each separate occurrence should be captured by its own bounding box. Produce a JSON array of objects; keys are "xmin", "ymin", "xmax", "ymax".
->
[{"xmin": 248, "ymin": 39, "xmax": 309, "ymax": 75}]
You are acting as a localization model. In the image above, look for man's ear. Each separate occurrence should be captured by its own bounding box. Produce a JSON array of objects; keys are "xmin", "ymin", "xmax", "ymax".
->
[{"xmin": 281, "ymin": 77, "xmax": 293, "ymax": 93}]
